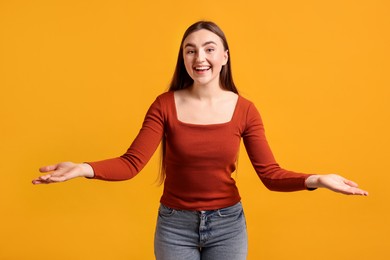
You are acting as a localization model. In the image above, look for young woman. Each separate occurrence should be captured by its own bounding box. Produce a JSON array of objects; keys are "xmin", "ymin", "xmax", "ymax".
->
[{"xmin": 32, "ymin": 21, "xmax": 368, "ymax": 260}]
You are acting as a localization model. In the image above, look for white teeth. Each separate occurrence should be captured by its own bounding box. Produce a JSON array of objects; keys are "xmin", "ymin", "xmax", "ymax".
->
[{"xmin": 195, "ymin": 66, "xmax": 210, "ymax": 71}]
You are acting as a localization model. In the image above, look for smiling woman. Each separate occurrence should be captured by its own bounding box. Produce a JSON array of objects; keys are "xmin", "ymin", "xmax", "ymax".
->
[{"xmin": 32, "ymin": 20, "xmax": 368, "ymax": 260}]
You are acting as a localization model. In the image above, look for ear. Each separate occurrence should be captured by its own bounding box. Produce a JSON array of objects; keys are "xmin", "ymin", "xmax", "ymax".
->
[{"xmin": 223, "ymin": 50, "xmax": 229, "ymax": 66}]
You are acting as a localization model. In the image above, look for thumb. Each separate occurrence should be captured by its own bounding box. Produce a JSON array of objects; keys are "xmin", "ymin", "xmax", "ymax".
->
[
  {"xmin": 344, "ymin": 179, "xmax": 359, "ymax": 188},
  {"xmin": 39, "ymin": 164, "xmax": 60, "ymax": 173}
]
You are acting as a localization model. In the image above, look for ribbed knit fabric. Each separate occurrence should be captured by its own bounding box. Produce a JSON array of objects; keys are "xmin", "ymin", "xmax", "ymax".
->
[{"xmin": 88, "ymin": 91, "xmax": 312, "ymax": 210}]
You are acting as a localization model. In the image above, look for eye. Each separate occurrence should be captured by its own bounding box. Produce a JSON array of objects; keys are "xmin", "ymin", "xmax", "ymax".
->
[
  {"xmin": 206, "ymin": 48, "xmax": 215, "ymax": 53},
  {"xmin": 186, "ymin": 49, "xmax": 195, "ymax": 54}
]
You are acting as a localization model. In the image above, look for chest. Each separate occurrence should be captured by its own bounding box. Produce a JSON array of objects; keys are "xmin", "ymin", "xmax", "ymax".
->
[{"xmin": 175, "ymin": 96, "xmax": 238, "ymax": 125}]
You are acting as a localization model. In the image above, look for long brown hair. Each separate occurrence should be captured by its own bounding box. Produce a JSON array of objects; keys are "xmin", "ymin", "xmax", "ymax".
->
[{"xmin": 158, "ymin": 21, "xmax": 239, "ymax": 184}]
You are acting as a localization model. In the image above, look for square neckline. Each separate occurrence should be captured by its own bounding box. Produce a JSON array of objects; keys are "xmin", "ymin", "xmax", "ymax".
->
[{"xmin": 170, "ymin": 91, "xmax": 241, "ymax": 127}]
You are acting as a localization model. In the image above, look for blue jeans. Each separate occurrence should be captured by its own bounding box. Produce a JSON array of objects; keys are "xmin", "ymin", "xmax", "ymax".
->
[{"xmin": 154, "ymin": 202, "xmax": 248, "ymax": 260}]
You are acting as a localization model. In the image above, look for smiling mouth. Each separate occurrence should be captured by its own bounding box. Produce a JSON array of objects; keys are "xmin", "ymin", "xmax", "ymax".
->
[{"xmin": 194, "ymin": 66, "xmax": 211, "ymax": 72}]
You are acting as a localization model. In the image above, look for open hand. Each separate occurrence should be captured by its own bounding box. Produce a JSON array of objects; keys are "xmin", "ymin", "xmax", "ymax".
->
[
  {"xmin": 306, "ymin": 174, "xmax": 368, "ymax": 196},
  {"xmin": 32, "ymin": 162, "xmax": 94, "ymax": 184}
]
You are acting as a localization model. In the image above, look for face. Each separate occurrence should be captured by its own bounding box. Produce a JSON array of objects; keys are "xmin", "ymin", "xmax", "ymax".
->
[{"xmin": 182, "ymin": 29, "xmax": 228, "ymax": 88}]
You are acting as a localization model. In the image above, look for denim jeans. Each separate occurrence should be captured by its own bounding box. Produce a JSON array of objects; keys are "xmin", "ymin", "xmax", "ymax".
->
[{"xmin": 154, "ymin": 202, "xmax": 248, "ymax": 260}]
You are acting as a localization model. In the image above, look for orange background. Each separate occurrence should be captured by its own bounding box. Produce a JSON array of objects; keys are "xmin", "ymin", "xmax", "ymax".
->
[{"xmin": 1, "ymin": 0, "xmax": 389, "ymax": 259}]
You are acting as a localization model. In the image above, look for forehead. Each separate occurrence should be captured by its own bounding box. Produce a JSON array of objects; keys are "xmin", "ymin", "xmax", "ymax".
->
[{"xmin": 183, "ymin": 29, "xmax": 224, "ymax": 47}]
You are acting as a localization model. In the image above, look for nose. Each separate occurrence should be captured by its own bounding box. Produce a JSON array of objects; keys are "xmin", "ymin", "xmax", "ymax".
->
[{"xmin": 196, "ymin": 50, "xmax": 206, "ymax": 62}]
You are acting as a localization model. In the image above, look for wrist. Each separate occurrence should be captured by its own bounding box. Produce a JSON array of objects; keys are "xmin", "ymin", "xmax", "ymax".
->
[
  {"xmin": 305, "ymin": 175, "xmax": 321, "ymax": 189},
  {"xmin": 80, "ymin": 163, "xmax": 95, "ymax": 178}
]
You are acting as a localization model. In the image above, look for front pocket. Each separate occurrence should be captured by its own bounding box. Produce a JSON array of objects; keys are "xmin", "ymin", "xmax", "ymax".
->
[
  {"xmin": 217, "ymin": 203, "xmax": 243, "ymax": 217},
  {"xmin": 158, "ymin": 204, "xmax": 177, "ymax": 217}
]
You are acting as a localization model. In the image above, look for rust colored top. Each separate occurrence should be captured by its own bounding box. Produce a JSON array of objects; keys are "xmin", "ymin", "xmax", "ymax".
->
[{"xmin": 88, "ymin": 91, "xmax": 312, "ymax": 210}]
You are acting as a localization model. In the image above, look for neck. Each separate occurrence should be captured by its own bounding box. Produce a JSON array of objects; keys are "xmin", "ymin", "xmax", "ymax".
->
[{"xmin": 189, "ymin": 82, "xmax": 225, "ymax": 100}]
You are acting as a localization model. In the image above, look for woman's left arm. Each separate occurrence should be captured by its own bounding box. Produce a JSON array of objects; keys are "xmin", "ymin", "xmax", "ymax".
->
[{"xmin": 242, "ymin": 101, "xmax": 368, "ymax": 195}]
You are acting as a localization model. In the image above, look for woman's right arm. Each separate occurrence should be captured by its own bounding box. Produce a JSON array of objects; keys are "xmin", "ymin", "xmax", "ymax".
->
[{"xmin": 33, "ymin": 94, "xmax": 166, "ymax": 184}]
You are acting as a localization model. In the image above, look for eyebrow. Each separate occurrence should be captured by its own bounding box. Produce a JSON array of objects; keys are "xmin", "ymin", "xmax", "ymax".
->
[{"xmin": 184, "ymin": 41, "xmax": 217, "ymax": 48}]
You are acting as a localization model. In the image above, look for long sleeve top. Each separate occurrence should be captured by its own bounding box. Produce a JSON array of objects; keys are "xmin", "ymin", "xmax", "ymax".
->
[{"xmin": 88, "ymin": 91, "xmax": 312, "ymax": 210}]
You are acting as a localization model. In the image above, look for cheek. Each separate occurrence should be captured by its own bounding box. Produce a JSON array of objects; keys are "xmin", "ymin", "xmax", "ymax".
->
[
  {"xmin": 183, "ymin": 58, "xmax": 193, "ymax": 73},
  {"xmin": 210, "ymin": 58, "xmax": 225, "ymax": 70},
  {"xmin": 211, "ymin": 52, "xmax": 227, "ymax": 66},
  {"xmin": 183, "ymin": 60, "xmax": 196, "ymax": 79}
]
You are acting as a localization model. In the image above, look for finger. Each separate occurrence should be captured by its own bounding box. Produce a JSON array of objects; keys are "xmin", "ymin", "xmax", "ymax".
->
[
  {"xmin": 32, "ymin": 179, "xmax": 50, "ymax": 185},
  {"xmin": 342, "ymin": 187, "xmax": 369, "ymax": 196},
  {"xmin": 352, "ymin": 188, "xmax": 369, "ymax": 196},
  {"xmin": 35, "ymin": 174, "xmax": 61, "ymax": 183},
  {"xmin": 39, "ymin": 164, "xmax": 59, "ymax": 173},
  {"xmin": 49, "ymin": 176, "xmax": 68, "ymax": 183},
  {"xmin": 32, "ymin": 179, "xmax": 42, "ymax": 184},
  {"xmin": 32, "ymin": 177, "xmax": 53, "ymax": 184},
  {"xmin": 39, "ymin": 173, "xmax": 57, "ymax": 181},
  {"xmin": 34, "ymin": 175, "xmax": 62, "ymax": 184}
]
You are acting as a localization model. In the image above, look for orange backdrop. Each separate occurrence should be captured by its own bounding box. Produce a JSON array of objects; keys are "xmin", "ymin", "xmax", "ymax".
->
[{"xmin": 1, "ymin": 0, "xmax": 389, "ymax": 259}]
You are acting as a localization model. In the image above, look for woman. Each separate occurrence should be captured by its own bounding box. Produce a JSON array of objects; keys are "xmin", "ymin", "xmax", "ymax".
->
[{"xmin": 32, "ymin": 21, "xmax": 368, "ymax": 260}]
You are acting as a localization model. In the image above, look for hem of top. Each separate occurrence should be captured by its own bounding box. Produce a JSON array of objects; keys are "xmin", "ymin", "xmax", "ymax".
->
[{"xmin": 160, "ymin": 198, "xmax": 242, "ymax": 211}]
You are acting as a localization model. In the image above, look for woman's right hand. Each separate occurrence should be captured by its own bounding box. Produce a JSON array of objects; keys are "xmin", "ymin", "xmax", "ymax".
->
[{"xmin": 32, "ymin": 162, "xmax": 94, "ymax": 185}]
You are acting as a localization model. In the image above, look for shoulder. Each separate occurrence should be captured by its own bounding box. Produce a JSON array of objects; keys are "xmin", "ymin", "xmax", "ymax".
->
[
  {"xmin": 237, "ymin": 95, "xmax": 257, "ymax": 112},
  {"xmin": 155, "ymin": 91, "xmax": 174, "ymax": 102},
  {"xmin": 146, "ymin": 91, "xmax": 175, "ymax": 120},
  {"xmin": 236, "ymin": 95, "xmax": 263, "ymax": 127},
  {"xmin": 151, "ymin": 91, "xmax": 174, "ymax": 109},
  {"xmin": 238, "ymin": 95, "xmax": 253, "ymax": 105}
]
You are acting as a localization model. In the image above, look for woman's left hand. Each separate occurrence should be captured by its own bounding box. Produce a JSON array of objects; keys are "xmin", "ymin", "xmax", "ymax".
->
[{"xmin": 305, "ymin": 174, "xmax": 369, "ymax": 196}]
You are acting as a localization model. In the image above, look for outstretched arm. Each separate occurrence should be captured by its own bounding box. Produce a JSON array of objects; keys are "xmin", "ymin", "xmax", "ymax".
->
[
  {"xmin": 305, "ymin": 174, "xmax": 368, "ymax": 196},
  {"xmin": 33, "ymin": 94, "xmax": 166, "ymax": 184},
  {"xmin": 32, "ymin": 162, "xmax": 94, "ymax": 184}
]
